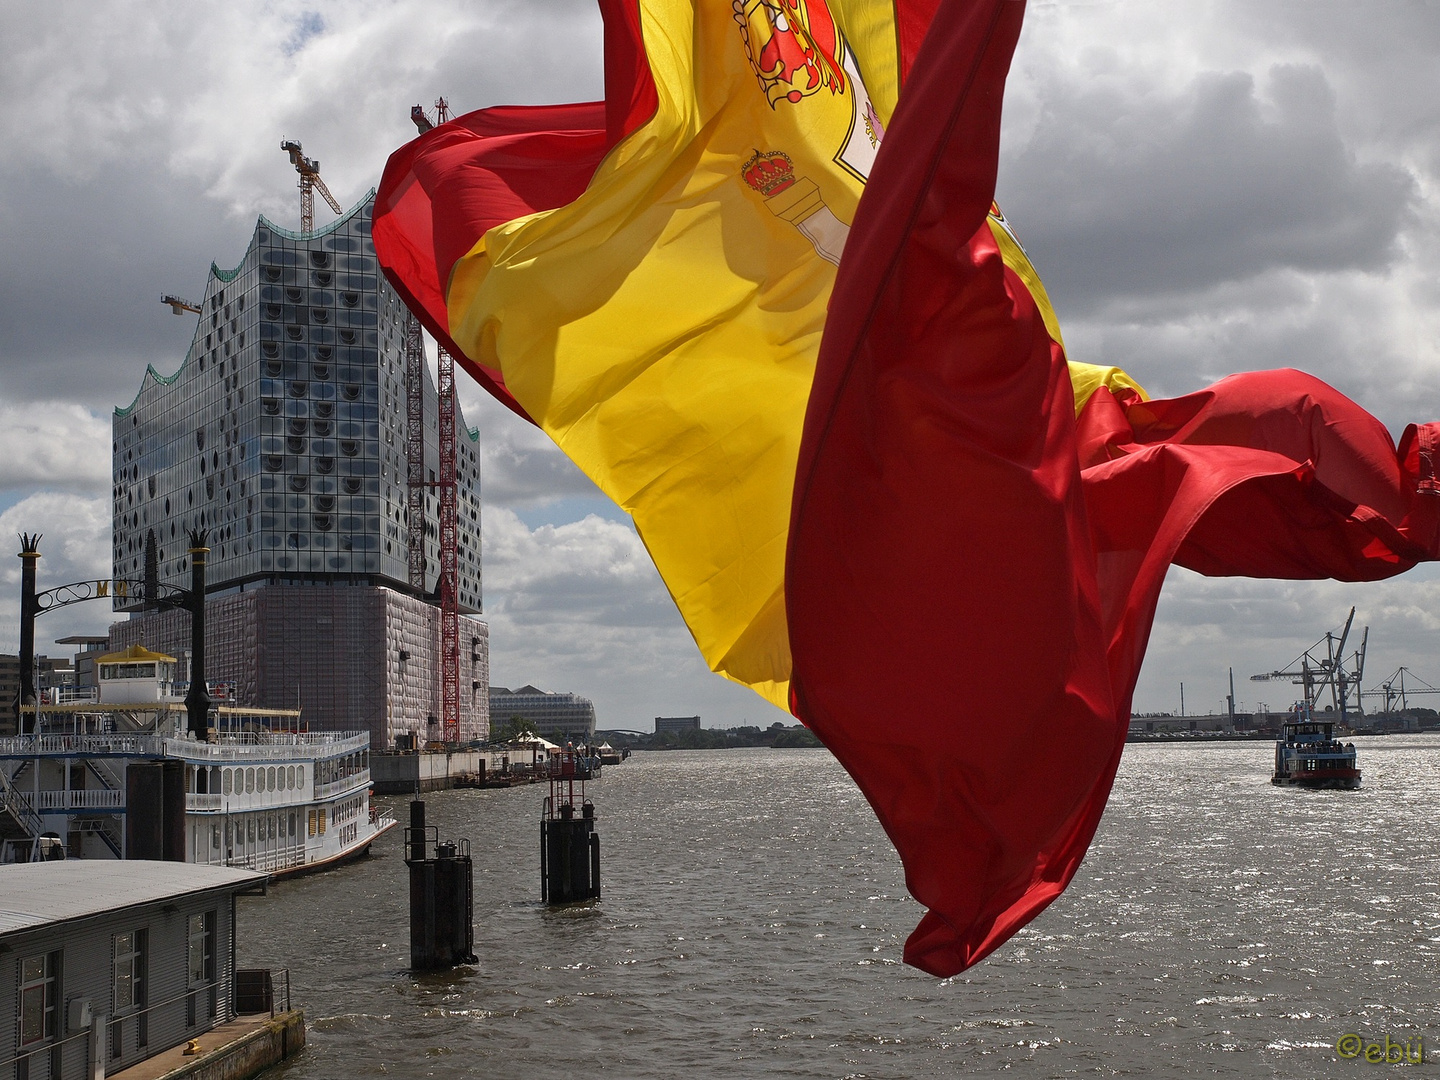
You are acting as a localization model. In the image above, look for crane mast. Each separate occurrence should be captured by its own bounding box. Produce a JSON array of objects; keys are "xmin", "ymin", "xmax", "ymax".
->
[
  {"xmin": 403, "ymin": 97, "xmax": 461, "ymax": 746},
  {"xmin": 280, "ymin": 139, "xmax": 343, "ymax": 234},
  {"xmin": 1250, "ymin": 607, "xmax": 1367, "ymax": 722}
]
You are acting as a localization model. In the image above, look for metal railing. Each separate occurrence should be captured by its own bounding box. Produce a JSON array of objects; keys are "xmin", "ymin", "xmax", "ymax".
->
[
  {"xmin": 236, "ymin": 968, "xmax": 291, "ymax": 1017},
  {"xmin": 0, "ymin": 769, "xmax": 44, "ymax": 839},
  {"xmin": 0, "ymin": 1024, "xmax": 91, "ymax": 1074},
  {"xmin": 186, "ymin": 792, "xmax": 223, "ymax": 811},
  {"xmin": 86, "ymin": 756, "xmax": 125, "ymax": 793},
  {"xmin": 0, "ymin": 978, "xmax": 226, "ymax": 1074}
]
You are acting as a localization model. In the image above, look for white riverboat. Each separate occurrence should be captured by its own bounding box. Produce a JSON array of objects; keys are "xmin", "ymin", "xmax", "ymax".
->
[{"xmin": 0, "ymin": 645, "xmax": 395, "ymax": 872}]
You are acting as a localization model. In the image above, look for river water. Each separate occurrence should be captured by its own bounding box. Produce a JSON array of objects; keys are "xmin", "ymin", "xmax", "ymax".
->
[{"xmin": 241, "ymin": 739, "xmax": 1440, "ymax": 1079}]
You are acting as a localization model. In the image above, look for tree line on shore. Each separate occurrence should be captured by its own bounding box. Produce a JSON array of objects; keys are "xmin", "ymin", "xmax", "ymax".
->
[{"xmin": 599, "ymin": 722, "xmax": 823, "ymax": 751}]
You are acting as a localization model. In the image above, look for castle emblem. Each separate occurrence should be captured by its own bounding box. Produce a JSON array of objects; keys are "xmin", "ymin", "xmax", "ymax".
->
[{"xmin": 742, "ymin": 149, "xmax": 849, "ymax": 266}]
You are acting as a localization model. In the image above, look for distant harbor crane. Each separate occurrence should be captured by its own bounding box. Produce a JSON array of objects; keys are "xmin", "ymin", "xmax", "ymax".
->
[
  {"xmin": 280, "ymin": 139, "xmax": 343, "ymax": 234},
  {"xmin": 1359, "ymin": 666, "xmax": 1440, "ymax": 714},
  {"xmin": 1250, "ymin": 607, "xmax": 1367, "ymax": 723},
  {"xmin": 403, "ymin": 97, "xmax": 462, "ymax": 746}
]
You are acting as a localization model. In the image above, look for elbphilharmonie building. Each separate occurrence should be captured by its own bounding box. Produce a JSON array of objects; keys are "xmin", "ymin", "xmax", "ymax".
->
[{"xmin": 110, "ymin": 193, "xmax": 489, "ymax": 745}]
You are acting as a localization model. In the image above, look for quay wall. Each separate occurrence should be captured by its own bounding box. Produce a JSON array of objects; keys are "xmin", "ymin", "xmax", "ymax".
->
[
  {"xmin": 146, "ymin": 1010, "xmax": 305, "ymax": 1080},
  {"xmin": 372, "ymin": 749, "xmax": 494, "ymax": 794}
]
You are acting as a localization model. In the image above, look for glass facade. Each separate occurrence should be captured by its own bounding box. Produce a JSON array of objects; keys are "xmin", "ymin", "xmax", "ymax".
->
[
  {"xmin": 112, "ymin": 193, "xmax": 482, "ymax": 612},
  {"xmin": 489, "ymin": 685, "xmax": 597, "ymax": 741}
]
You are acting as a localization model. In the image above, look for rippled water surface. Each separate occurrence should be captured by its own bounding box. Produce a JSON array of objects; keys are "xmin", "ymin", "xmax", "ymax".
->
[{"xmin": 242, "ymin": 739, "xmax": 1440, "ymax": 1078}]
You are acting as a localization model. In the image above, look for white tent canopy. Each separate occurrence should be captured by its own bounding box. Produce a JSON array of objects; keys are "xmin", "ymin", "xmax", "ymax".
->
[{"xmin": 511, "ymin": 735, "xmax": 561, "ymax": 751}]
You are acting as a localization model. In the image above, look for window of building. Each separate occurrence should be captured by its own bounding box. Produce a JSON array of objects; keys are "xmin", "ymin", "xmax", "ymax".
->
[
  {"xmin": 113, "ymin": 929, "xmax": 147, "ymax": 1052},
  {"xmin": 187, "ymin": 913, "xmax": 214, "ymax": 987},
  {"xmin": 18, "ymin": 951, "xmax": 59, "ymax": 1047},
  {"xmin": 186, "ymin": 911, "xmax": 217, "ymax": 1025}
]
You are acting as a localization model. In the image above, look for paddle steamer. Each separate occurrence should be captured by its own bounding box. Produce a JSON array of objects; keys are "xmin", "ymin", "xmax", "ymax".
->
[{"xmin": 0, "ymin": 644, "xmax": 395, "ymax": 871}]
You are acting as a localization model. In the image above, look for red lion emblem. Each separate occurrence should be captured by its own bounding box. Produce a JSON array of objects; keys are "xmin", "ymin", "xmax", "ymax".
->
[{"xmin": 734, "ymin": 0, "xmax": 846, "ymax": 107}]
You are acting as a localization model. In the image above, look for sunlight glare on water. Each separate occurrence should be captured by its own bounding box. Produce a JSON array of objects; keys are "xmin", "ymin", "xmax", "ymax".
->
[{"xmin": 244, "ymin": 738, "xmax": 1440, "ymax": 1079}]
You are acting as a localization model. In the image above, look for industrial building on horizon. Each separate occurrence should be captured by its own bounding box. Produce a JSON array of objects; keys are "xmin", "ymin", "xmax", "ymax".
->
[
  {"xmin": 653, "ymin": 715, "xmax": 701, "ymax": 734},
  {"xmin": 109, "ymin": 191, "xmax": 490, "ymax": 746}
]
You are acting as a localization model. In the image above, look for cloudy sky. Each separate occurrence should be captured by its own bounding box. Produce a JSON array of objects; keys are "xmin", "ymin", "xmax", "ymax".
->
[{"xmin": 1, "ymin": 1, "xmax": 1438, "ymax": 729}]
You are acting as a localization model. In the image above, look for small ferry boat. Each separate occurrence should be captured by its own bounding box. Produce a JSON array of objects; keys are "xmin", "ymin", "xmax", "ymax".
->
[
  {"xmin": 0, "ymin": 645, "xmax": 396, "ymax": 871},
  {"xmin": 1272, "ymin": 703, "xmax": 1361, "ymax": 789}
]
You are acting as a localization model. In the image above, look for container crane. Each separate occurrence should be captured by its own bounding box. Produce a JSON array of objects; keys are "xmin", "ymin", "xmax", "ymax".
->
[
  {"xmin": 403, "ymin": 97, "xmax": 461, "ymax": 746},
  {"xmin": 280, "ymin": 139, "xmax": 343, "ymax": 234},
  {"xmin": 1250, "ymin": 607, "xmax": 1367, "ymax": 723},
  {"xmin": 1359, "ymin": 667, "xmax": 1440, "ymax": 715}
]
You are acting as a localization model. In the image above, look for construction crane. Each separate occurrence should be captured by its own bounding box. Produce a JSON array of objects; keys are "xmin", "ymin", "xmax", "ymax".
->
[
  {"xmin": 1359, "ymin": 666, "xmax": 1440, "ymax": 714},
  {"xmin": 161, "ymin": 295, "xmax": 201, "ymax": 315},
  {"xmin": 403, "ymin": 97, "xmax": 461, "ymax": 746},
  {"xmin": 280, "ymin": 139, "xmax": 343, "ymax": 234},
  {"xmin": 410, "ymin": 96, "xmax": 449, "ymax": 134},
  {"xmin": 1250, "ymin": 607, "xmax": 1368, "ymax": 722}
]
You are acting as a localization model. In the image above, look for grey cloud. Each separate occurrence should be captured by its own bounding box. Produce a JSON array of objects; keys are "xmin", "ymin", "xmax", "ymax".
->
[
  {"xmin": 0, "ymin": 158, "xmax": 253, "ymax": 411},
  {"xmin": 1000, "ymin": 64, "xmax": 1417, "ymax": 311}
]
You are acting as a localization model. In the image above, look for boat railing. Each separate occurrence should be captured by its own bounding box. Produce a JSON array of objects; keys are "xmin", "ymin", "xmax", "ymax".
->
[
  {"xmin": 0, "ymin": 732, "xmax": 170, "ymax": 758},
  {"xmin": 164, "ymin": 731, "xmax": 370, "ymax": 762},
  {"xmin": 36, "ymin": 788, "xmax": 125, "ymax": 811},
  {"xmin": 313, "ymin": 772, "xmax": 371, "ymax": 801},
  {"xmin": 229, "ymin": 842, "xmax": 306, "ymax": 874},
  {"xmin": 210, "ymin": 730, "xmax": 366, "ymax": 747},
  {"xmin": 186, "ymin": 792, "xmax": 224, "ymax": 811},
  {"xmin": 0, "ymin": 731, "xmax": 371, "ymax": 762}
]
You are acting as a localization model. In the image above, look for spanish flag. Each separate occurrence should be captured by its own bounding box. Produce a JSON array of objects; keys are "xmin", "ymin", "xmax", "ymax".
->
[{"xmin": 376, "ymin": 0, "xmax": 1440, "ymax": 975}]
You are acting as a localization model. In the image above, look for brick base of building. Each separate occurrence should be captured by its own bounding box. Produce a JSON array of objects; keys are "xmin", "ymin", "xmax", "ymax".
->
[{"xmin": 110, "ymin": 584, "xmax": 489, "ymax": 747}]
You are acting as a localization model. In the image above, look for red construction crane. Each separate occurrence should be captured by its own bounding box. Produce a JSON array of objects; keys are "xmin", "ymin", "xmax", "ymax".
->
[
  {"xmin": 404, "ymin": 98, "xmax": 461, "ymax": 745},
  {"xmin": 280, "ymin": 139, "xmax": 343, "ymax": 233}
]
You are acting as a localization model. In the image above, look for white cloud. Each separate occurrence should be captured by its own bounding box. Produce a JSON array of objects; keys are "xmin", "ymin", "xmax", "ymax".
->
[
  {"xmin": 0, "ymin": 403, "xmax": 110, "ymax": 494},
  {"xmin": 1132, "ymin": 565, "xmax": 1440, "ymax": 715},
  {"xmin": 0, "ymin": 492, "xmax": 115, "ymax": 656},
  {"xmin": 482, "ymin": 508, "xmax": 790, "ymax": 730}
]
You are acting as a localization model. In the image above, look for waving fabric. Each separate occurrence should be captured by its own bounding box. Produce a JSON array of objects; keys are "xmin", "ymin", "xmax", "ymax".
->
[{"xmin": 374, "ymin": 0, "xmax": 1440, "ymax": 977}]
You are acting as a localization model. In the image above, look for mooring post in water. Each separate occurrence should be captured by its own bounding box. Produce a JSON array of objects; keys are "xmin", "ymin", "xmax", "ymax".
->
[
  {"xmin": 540, "ymin": 745, "xmax": 601, "ymax": 904},
  {"xmin": 404, "ymin": 799, "xmax": 477, "ymax": 969}
]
